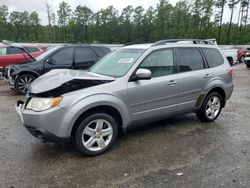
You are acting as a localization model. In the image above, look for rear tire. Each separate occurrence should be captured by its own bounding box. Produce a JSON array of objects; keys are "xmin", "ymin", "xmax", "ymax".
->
[
  {"xmin": 196, "ymin": 92, "xmax": 223, "ymax": 122},
  {"xmin": 227, "ymin": 57, "xmax": 234, "ymax": 66},
  {"xmin": 247, "ymin": 64, "xmax": 250, "ymax": 69},
  {"xmin": 15, "ymin": 74, "xmax": 36, "ymax": 95},
  {"xmin": 74, "ymin": 113, "xmax": 118, "ymax": 156}
]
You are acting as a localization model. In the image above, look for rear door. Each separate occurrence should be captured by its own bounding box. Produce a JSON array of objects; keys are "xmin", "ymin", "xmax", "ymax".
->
[
  {"xmin": 44, "ymin": 47, "xmax": 74, "ymax": 73},
  {"xmin": 175, "ymin": 47, "xmax": 213, "ymax": 112},
  {"xmin": 74, "ymin": 47, "xmax": 99, "ymax": 70}
]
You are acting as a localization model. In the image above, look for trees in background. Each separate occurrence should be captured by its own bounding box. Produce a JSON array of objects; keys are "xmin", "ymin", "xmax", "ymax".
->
[{"xmin": 1, "ymin": 0, "xmax": 250, "ymax": 44}]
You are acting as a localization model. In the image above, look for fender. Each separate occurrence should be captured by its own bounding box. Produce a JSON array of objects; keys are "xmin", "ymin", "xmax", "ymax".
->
[
  {"xmin": 60, "ymin": 93, "xmax": 131, "ymax": 137},
  {"xmin": 196, "ymin": 77, "xmax": 227, "ymax": 108},
  {"xmin": 12, "ymin": 68, "xmax": 40, "ymax": 79}
]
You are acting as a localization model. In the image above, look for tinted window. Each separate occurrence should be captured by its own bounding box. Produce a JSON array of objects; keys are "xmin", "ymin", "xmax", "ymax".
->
[
  {"xmin": 75, "ymin": 47, "xmax": 98, "ymax": 64},
  {"xmin": 140, "ymin": 49, "xmax": 174, "ymax": 78},
  {"xmin": 51, "ymin": 47, "xmax": 73, "ymax": 64},
  {"xmin": 6, "ymin": 47, "xmax": 24, "ymax": 54},
  {"xmin": 25, "ymin": 47, "xmax": 40, "ymax": 53},
  {"xmin": 176, "ymin": 48, "xmax": 204, "ymax": 72},
  {"xmin": 0, "ymin": 47, "xmax": 7, "ymax": 55},
  {"xmin": 93, "ymin": 46, "xmax": 111, "ymax": 57},
  {"xmin": 202, "ymin": 48, "xmax": 224, "ymax": 68}
]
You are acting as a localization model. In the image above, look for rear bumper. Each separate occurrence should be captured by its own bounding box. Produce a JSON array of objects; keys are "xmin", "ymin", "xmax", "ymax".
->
[{"xmin": 244, "ymin": 57, "xmax": 250, "ymax": 65}]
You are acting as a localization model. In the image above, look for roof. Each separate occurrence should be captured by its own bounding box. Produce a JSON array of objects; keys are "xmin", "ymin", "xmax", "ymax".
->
[{"xmin": 121, "ymin": 39, "xmax": 218, "ymax": 50}]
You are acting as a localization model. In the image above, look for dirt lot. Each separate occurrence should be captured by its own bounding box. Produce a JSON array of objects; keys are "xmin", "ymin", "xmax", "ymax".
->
[{"xmin": 0, "ymin": 63, "xmax": 250, "ymax": 188}]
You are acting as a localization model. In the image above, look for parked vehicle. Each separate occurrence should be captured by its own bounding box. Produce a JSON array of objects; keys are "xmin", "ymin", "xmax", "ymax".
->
[
  {"xmin": 235, "ymin": 46, "xmax": 249, "ymax": 62},
  {"xmin": 220, "ymin": 47, "xmax": 238, "ymax": 66},
  {"xmin": 15, "ymin": 39, "xmax": 234, "ymax": 156},
  {"xmin": 0, "ymin": 44, "xmax": 47, "ymax": 71},
  {"xmin": 244, "ymin": 52, "xmax": 250, "ymax": 68},
  {"xmin": 5, "ymin": 45, "xmax": 111, "ymax": 95}
]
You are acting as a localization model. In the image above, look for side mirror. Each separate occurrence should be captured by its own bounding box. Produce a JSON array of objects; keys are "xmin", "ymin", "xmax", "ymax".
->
[{"xmin": 135, "ymin": 68, "xmax": 152, "ymax": 80}]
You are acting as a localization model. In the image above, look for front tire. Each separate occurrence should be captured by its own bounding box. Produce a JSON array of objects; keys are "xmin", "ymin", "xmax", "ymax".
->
[
  {"xmin": 15, "ymin": 74, "xmax": 36, "ymax": 95},
  {"xmin": 196, "ymin": 92, "xmax": 222, "ymax": 122},
  {"xmin": 74, "ymin": 113, "xmax": 118, "ymax": 156}
]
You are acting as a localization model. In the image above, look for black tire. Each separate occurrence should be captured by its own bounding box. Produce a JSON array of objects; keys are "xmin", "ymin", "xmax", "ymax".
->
[
  {"xmin": 196, "ymin": 92, "xmax": 223, "ymax": 122},
  {"xmin": 74, "ymin": 113, "xmax": 118, "ymax": 156},
  {"xmin": 15, "ymin": 74, "xmax": 36, "ymax": 95},
  {"xmin": 247, "ymin": 64, "xmax": 250, "ymax": 69},
  {"xmin": 227, "ymin": 57, "xmax": 233, "ymax": 66}
]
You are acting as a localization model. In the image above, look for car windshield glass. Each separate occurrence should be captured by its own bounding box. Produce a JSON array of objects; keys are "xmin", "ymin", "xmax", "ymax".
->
[
  {"xmin": 35, "ymin": 46, "xmax": 61, "ymax": 61},
  {"xmin": 90, "ymin": 49, "xmax": 145, "ymax": 77}
]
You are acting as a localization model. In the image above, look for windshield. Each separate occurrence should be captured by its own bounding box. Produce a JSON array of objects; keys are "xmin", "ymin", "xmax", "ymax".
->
[
  {"xmin": 90, "ymin": 49, "xmax": 145, "ymax": 77},
  {"xmin": 35, "ymin": 46, "xmax": 61, "ymax": 61}
]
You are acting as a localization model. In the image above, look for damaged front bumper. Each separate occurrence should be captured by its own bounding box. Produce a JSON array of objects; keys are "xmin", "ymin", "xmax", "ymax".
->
[{"xmin": 15, "ymin": 100, "xmax": 72, "ymax": 143}]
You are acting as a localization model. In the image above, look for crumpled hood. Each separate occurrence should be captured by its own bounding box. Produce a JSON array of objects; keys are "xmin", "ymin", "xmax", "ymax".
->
[{"xmin": 29, "ymin": 69, "xmax": 115, "ymax": 96}]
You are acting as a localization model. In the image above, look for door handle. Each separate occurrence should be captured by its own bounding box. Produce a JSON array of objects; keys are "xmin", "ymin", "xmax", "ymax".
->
[
  {"xmin": 168, "ymin": 80, "xmax": 177, "ymax": 85},
  {"xmin": 204, "ymin": 74, "xmax": 212, "ymax": 78}
]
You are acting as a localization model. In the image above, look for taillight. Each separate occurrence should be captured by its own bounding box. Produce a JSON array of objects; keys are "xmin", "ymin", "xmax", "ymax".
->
[{"xmin": 227, "ymin": 67, "xmax": 233, "ymax": 78}]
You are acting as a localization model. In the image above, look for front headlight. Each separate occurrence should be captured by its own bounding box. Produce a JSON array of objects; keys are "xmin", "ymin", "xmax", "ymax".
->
[{"xmin": 26, "ymin": 97, "xmax": 63, "ymax": 112}]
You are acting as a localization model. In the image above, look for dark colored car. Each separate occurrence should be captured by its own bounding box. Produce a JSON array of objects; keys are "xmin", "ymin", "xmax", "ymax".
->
[
  {"xmin": 244, "ymin": 51, "xmax": 250, "ymax": 69},
  {"xmin": 6, "ymin": 45, "xmax": 111, "ymax": 95},
  {"xmin": 0, "ymin": 45, "xmax": 47, "ymax": 70}
]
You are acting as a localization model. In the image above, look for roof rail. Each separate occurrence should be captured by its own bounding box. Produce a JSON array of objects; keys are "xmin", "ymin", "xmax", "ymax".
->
[
  {"xmin": 152, "ymin": 39, "xmax": 216, "ymax": 46},
  {"xmin": 123, "ymin": 41, "xmax": 155, "ymax": 46}
]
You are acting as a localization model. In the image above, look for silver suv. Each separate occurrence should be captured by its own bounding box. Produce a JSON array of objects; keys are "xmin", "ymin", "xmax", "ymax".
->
[{"xmin": 16, "ymin": 40, "xmax": 234, "ymax": 156}]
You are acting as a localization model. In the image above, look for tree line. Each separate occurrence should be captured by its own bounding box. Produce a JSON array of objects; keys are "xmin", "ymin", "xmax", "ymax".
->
[{"xmin": 0, "ymin": 0, "xmax": 250, "ymax": 45}]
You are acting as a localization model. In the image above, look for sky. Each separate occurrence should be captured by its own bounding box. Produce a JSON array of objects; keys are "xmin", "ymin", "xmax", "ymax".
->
[{"xmin": 0, "ymin": 0, "xmax": 242, "ymax": 25}]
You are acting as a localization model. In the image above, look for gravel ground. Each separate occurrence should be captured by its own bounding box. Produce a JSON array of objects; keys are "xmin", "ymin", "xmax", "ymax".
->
[{"xmin": 0, "ymin": 63, "xmax": 250, "ymax": 188}]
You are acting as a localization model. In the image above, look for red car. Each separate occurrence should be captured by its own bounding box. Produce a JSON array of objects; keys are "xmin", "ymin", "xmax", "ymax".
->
[
  {"xmin": 0, "ymin": 45, "xmax": 47, "ymax": 70},
  {"xmin": 236, "ymin": 47, "xmax": 250, "ymax": 62}
]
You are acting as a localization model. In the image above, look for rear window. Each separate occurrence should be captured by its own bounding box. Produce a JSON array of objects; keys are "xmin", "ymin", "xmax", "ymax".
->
[
  {"xmin": 25, "ymin": 47, "xmax": 41, "ymax": 53},
  {"xmin": 202, "ymin": 48, "xmax": 224, "ymax": 68}
]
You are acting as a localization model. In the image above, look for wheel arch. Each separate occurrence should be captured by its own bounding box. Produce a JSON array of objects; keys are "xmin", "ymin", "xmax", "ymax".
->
[
  {"xmin": 15, "ymin": 70, "xmax": 39, "ymax": 80},
  {"xmin": 70, "ymin": 105, "xmax": 123, "ymax": 138},
  {"xmin": 197, "ymin": 87, "xmax": 226, "ymax": 108}
]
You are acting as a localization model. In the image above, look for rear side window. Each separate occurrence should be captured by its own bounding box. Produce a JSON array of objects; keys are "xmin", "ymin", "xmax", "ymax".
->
[
  {"xmin": 176, "ymin": 48, "xmax": 204, "ymax": 73},
  {"xmin": 202, "ymin": 48, "xmax": 224, "ymax": 68},
  {"xmin": 75, "ymin": 47, "xmax": 98, "ymax": 64},
  {"xmin": 51, "ymin": 47, "xmax": 74, "ymax": 63},
  {"xmin": 93, "ymin": 47, "xmax": 111, "ymax": 57},
  {"xmin": 25, "ymin": 47, "xmax": 41, "ymax": 53},
  {"xmin": 6, "ymin": 47, "xmax": 24, "ymax": 54}
]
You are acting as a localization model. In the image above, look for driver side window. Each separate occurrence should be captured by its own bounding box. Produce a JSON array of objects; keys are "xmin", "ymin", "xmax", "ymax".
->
[{"xmin": 139, "ymin": 49, "xmax": 174, "ymax": 78}]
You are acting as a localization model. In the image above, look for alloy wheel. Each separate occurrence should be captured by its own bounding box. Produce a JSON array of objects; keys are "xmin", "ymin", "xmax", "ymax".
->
[
  {"xmin": 82, "ymin": 119, "xmax": 113, "ymax": 151},
  {"xmin": 205, "ymin": 96, "xmax": 221, "ymax": 119}
]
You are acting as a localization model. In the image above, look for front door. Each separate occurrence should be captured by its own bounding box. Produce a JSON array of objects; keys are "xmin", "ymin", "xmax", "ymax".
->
[{"xmin": 126, "ymin": 48, "xmax": 179, "ymax": 122}]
